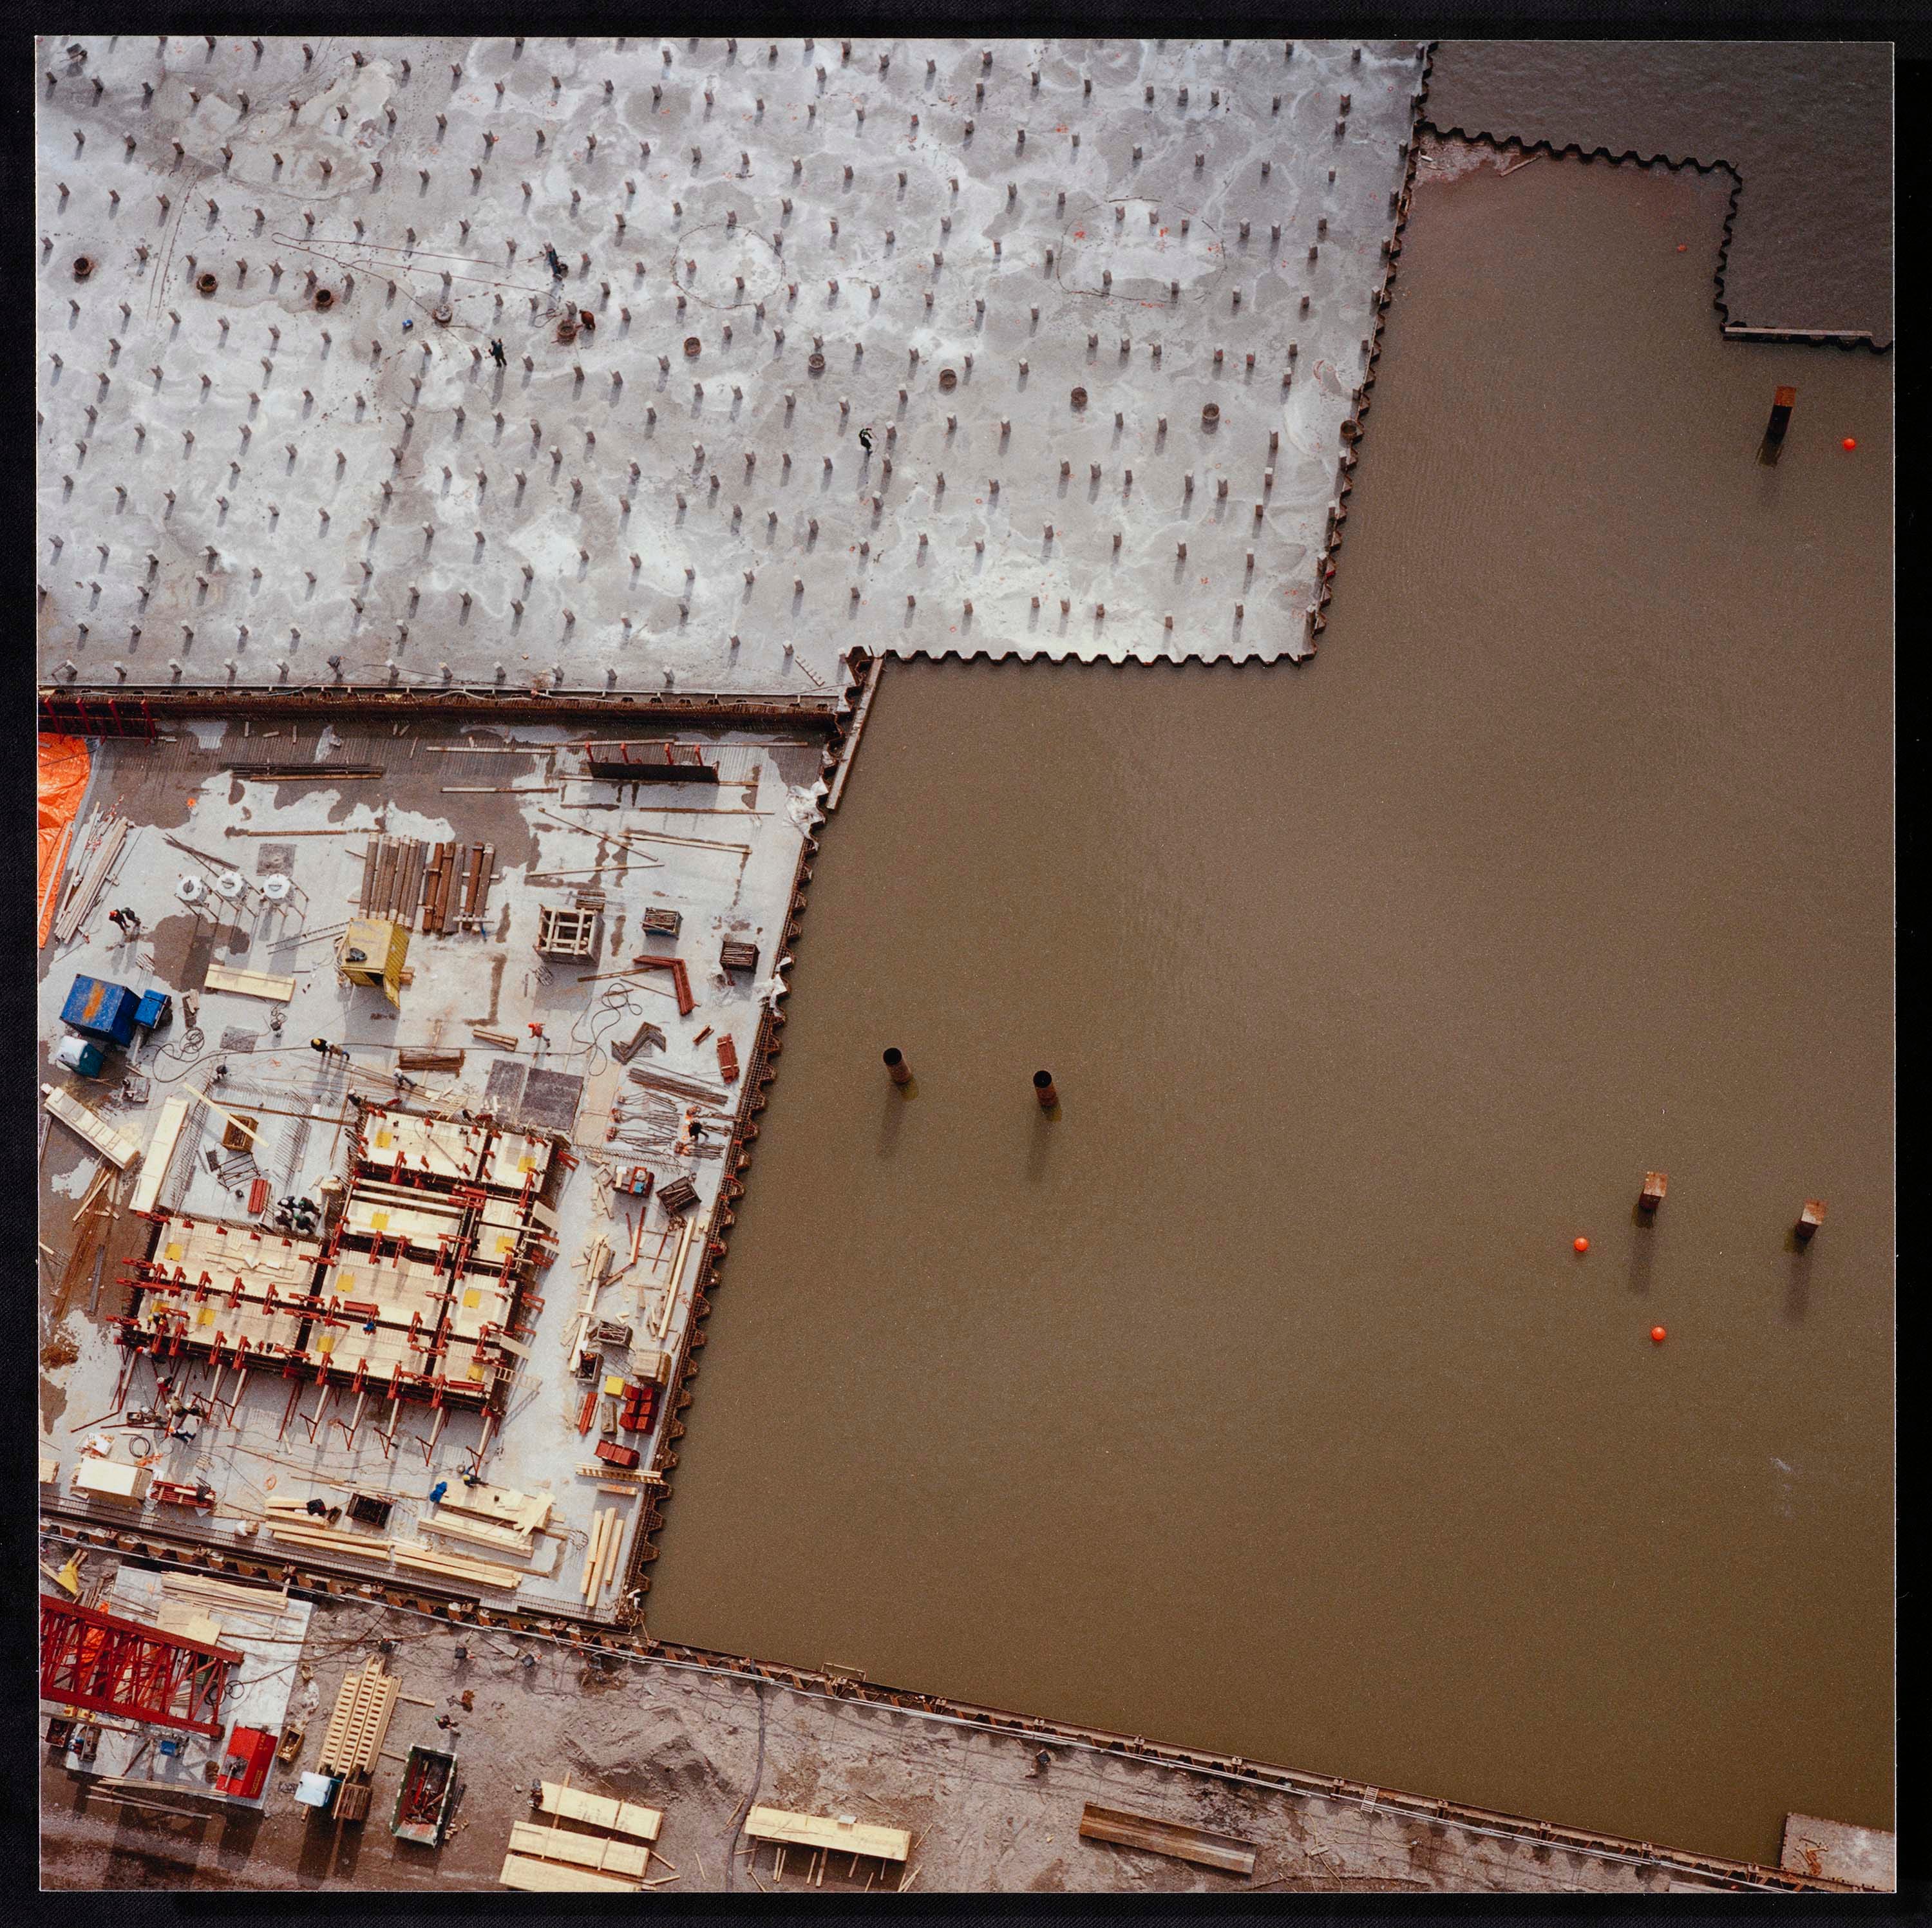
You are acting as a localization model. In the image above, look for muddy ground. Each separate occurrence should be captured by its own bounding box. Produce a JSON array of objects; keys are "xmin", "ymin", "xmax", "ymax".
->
[{"xmin": 40, "ymin": 1562, "xmax": 1754, "ymax": 1895}]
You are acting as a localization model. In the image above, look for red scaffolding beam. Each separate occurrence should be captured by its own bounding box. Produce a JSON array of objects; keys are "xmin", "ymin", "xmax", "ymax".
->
[{"xmin": 39, "ymin": 1595, "xmax": 242, "ymax": 1737}]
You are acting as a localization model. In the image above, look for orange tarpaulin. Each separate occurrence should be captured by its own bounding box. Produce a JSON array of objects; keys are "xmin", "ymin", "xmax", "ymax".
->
[{"xmin": 37, "ymin": 735, "xmax": 91, "ymax": 947}]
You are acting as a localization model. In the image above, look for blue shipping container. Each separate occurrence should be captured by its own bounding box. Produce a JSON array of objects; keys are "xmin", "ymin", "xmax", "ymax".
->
[{"xmin": 61, "ymin": 975, "xmax": 138, "ymax": 1046}]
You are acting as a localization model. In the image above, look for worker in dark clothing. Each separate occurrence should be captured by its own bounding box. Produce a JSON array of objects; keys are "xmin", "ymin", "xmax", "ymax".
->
[
  {"xmin": 305, "ymin": 1497, "xmax": 330, "ymax": 1518},
  {"xmin": 544, "ymin": 243, "xmax": 565, "ymax": 279},
  {"xmin": 108, "ymin": 907, "xmax": 142, "ymax": 935},
  {"xmin": 489, "ymin": 338, "xmax": 507, "ymax": 368},
  {"xmin": 858, "ymin": 427, "xmax": 873, "ymax": 453}
]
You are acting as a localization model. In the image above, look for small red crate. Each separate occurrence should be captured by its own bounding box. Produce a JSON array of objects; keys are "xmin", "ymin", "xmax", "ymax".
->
[
  {"xmin": 594, "ymin": 1439, "xmax": 641, "ymax": 1470},
  {"xmin": 247, "ymin": 1177, "xmax": 270, "ymax": 1215}
]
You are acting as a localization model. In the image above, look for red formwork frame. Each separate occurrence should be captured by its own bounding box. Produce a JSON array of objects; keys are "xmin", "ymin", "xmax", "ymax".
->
[{"xmin": 39, "ymin": 1596, "xmax": 241, "ymax": 1736}]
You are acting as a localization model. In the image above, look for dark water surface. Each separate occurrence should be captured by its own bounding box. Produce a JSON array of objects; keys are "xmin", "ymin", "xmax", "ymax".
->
[{"xmin": 647, "ymin": 156, "xmax": 1892, "ymax": 1864}]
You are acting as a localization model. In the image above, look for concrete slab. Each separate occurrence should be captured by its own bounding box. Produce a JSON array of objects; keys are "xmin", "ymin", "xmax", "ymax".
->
[
  {"xmin": 38, "ymin": 715, "xmax": 820, "ymax": 1623},
  {"xmin": 37, "ymin": 36, "xmax": 1423, "ymax": 694},
  {"xmin": 1779, "ymin": 1812, "xmax": 1896, "ymax": 1891},
  {"xmin": 61, "ymin": 1566, "xmax": 312, "ymax": 1811}
]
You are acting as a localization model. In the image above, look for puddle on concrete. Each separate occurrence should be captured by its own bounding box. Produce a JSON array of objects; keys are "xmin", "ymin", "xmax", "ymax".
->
[{"xmin": 622, "ymin": 156, "xmax": 1889, "ymax": 1865}]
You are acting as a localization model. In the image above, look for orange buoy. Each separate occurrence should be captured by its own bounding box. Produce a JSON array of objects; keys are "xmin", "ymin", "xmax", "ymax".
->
[
  {"xmin": 1651, "ymin": 1325, "xmax": 1667, "ymax": 1343},
  {"xmin": 1842, "ymin": 437, "xmax": 1858, "ymax": 450},
  {"xmin": 1573, "ymin": 1236, "xmax": 1589, "ymax": 1254}
]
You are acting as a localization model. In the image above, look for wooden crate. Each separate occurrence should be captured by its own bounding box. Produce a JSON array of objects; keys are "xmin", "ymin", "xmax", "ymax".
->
[{"xmin": 536, "ymin": 906, "xmax": 600, "ymax": 961}]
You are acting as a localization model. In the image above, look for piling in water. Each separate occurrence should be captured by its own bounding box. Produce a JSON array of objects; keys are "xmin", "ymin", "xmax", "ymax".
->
[
  {"xmin": 884, "ymin": 1047, "xmax": 911, "ymax": 1087},
  {"xmin": 1759, "ymin": 384, "xmax": 1797, "ymax": 466},
  {"xmin": 1033, "ymin": 1070, "xmax": 1057, "ymax": 1111}
]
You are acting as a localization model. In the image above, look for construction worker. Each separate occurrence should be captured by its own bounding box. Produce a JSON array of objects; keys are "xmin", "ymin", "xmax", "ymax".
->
[
  {"xmin": 544, "ymin": 242, "xmax": 565, "ymax": 280},
  {"xmin": 489, "ymin": 338, "xmax": 507, "ymax": 368},
  {"xmin": 858, "ymin": 426, "xmax": 873, "ymax": 454}
]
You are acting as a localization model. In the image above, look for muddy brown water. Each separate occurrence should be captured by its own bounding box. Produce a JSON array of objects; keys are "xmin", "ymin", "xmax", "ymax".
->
[{"xmin": 646, "ymin": 155, "xmax": 1892, "ymax": 1865}]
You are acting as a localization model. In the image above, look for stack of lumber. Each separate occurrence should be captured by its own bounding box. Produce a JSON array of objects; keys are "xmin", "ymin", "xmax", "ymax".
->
[
  {"xmin": 53, "ymin": 1163, "xmax": 120, "ymax": 1311},
  {"xmin": 579, "ymin": 1507, "xmax": 627, "ymax": 1604},
  {"xmin": 392, "ymin": 1542, "xmax": 526, "ymax": 1591},
  {"xmin": 396, "ymin": 1047, "xmax": 466, "ymax": 1072},
  {"xmin": 421, "ymin": 1507, "xmax": 544, "ymax": 1561},
  {"xmin": 203, "ymin": 963, "xmax": 298, "ymax": 1003},
  {"xmin": 435, "ymin": 1482, "xmax": 552, "ymax": 1534},
  {"xmin": 576, "ymin": 1462, "xmax": 664, "ymax": 1486},
  {"xmin": 359, "ymin": 835, "xmax": 430, "ymax": 925},
  {"xmin": 504, "ymin": 1824, "xmax": 651, "ymax": 1880},
  {"xmin": 41, "ymin": 1086, "xmax": 143, "ymax": 1169},
  {"xmin": 420, "ymin": 840, "xmax": 498, "ymax": 934},
  {"xmin": 533, "ymin": 1781, "xmax": 663, "ymax": 1842},
  {"xmin": 316, "ymin": 1657, "xmax": 400, "ymax": 1779},
  {"xmin": 265, "ymin": 1496, "xmax": 393, "ymax": 1561},
  {"xmin": 498, "ymin": 1855, "xmax": 641, "ymax": 1895},
  {"xmin": 498, "ymin": 1780, "xmax": 665, "ymax": 1893},
  {"xmin": 52, "ymin": 808, "xmax": 129, "ymax": 945},
  {"xmin": 129, "ymin": 1095, "xmax": 195, "ymax": 1217},
  {"xmin": 1076, "ymin": 1802, "xmax": 1259, "ymax": 1876}
]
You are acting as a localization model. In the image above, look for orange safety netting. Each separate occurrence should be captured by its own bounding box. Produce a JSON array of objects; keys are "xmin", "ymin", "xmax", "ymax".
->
[{"xmin": 37, "ymin": 734, "xmax": 92, "ymax": 947}]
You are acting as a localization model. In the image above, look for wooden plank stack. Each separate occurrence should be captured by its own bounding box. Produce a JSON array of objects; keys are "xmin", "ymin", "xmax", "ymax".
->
[
  {"xmin": 51, "ymin": 808, "xmax": 129, "ymax": 946},
  {"xmin": 498, "ymin": 1779, "xmax": 665, "ymax": 1892},
  {"xmin": 1077, "ymin": 1802, "xmax": 1258, "ymax": 1876},
  {"xmin": 360, "ymin": 835, "xmax": 430, "ymax": 925},
  {"xmin": 579, "ymin": 1506, "xmax": 627, "ymax": 1604},
  {"xmin": 391, "ymin": 1542, "xmax": 527, "ymax": 1591},
  {"xmin": 315, "ymin": 1657, "xmax": 401, "ymax": 1779},
  {"xmin": 203, "ymin": 963, "xmax": 297, "ymax": 1003},
  {"xmin": 41, "ymin": 1086, "xmax": 142, "ymax": 1168},
  {"xmin": 419, "ymin": 840, "xmax": 499, "ymax": 934}
]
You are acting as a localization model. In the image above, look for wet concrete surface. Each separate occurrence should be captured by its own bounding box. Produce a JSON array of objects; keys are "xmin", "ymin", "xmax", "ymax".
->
[
  {"xmin": 1424, "ymin": 41, "xmax": 1893, "ymax": 344},
  {"xmin": 641, "ymin": 150, "xmax": 1891, "ymax": 1865},
  {"xmin": 36, "ymin": 35, "xmax": 1421, "ymax": 693}
]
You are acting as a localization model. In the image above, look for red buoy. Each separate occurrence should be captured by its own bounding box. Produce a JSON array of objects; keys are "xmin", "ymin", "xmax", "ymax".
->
[
  {"xmin": 1573, "ymin": 1236, "xmax": 1589, "ymax": 1254},
  {"xmin": 1651, "ymin": 1325, "xmax": 1667, "ymax": 1343},
  {"xmin": 1842, "ymin": 437, "xmax": 1858, "ymax": 451}
]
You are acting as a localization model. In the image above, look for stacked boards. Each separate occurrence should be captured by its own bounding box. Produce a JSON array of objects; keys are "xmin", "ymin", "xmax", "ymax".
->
[
  {"xmin": 499, "ymin": 1780, "xmax": 665, "ymax": 1893},
  {"xmin": 580, "ymin": 1504, "xmax": 630, "ymax": 1607},
  {"xmin": 316, "ymin": 1657, "xmax": 400, "ymax": 1779}
]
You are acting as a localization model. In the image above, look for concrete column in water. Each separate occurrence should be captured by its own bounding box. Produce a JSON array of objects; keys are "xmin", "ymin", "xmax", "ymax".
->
[
  {"xmin": 883, "ymin": 1048, "xmax": 912, "ymax": 1088},
  {"xmin": 1759, "ymin": 384, "xmax": 1797, "ymax": 465},
  {"xmin": 1033, "ymin": 1070, "xmax": 1059, "ymax": 1111}
]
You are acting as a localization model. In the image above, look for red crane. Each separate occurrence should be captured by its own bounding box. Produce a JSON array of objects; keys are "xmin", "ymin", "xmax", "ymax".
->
[{"xmin": 39, "ymin": 1595, "xmax": 241, "ymax": 1736}]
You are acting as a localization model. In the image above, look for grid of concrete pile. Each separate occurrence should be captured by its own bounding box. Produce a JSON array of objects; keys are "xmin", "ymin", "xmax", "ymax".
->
[{"xmin": 35, "ymin": 35, "xmax": 1424, "ymax": 694}]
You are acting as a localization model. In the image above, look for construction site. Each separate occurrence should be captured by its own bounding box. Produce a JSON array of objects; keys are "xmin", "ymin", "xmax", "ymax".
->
[{"xmin": 36, "ymin": 35, "xmax": 1897, "ymax": 1899}]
